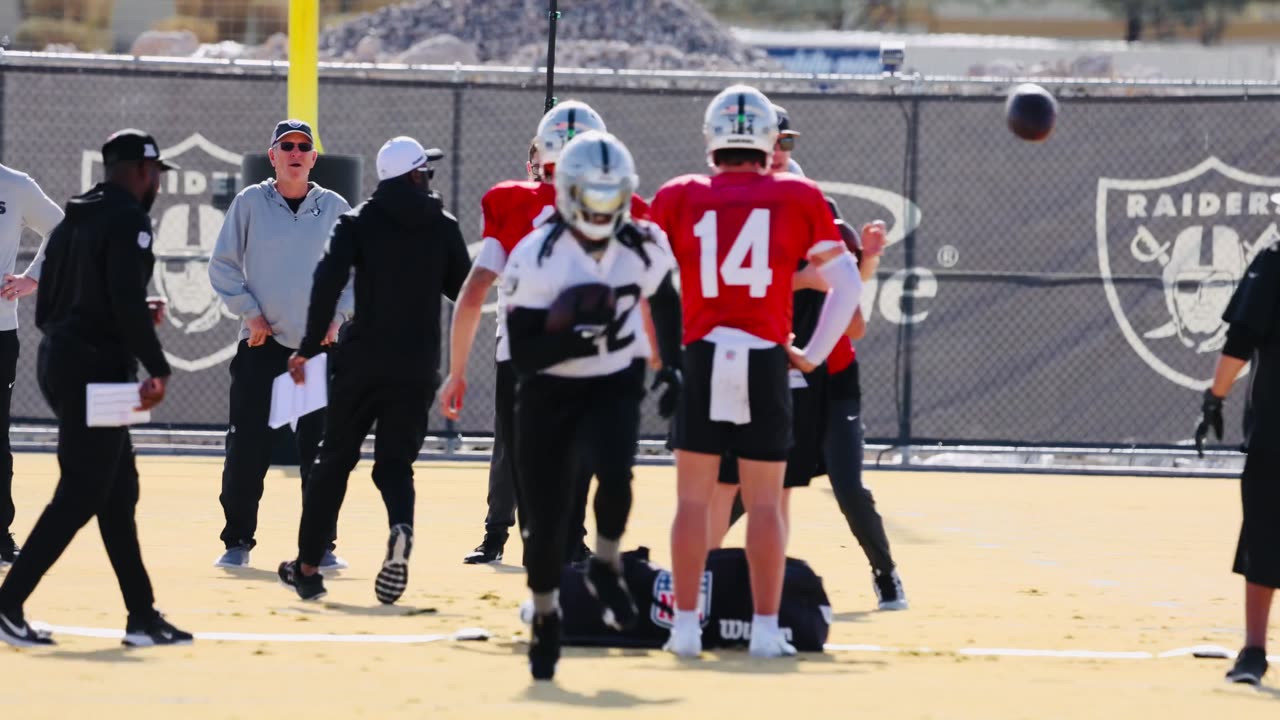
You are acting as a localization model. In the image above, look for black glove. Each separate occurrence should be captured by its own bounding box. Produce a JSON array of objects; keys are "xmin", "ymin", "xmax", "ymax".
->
[
  {"xmin": 1194, "ymin": 389, "xmax": 1224, "ymax": 458},
  {"xmin": 651, "ymin": 367, "xmax": 682, "ymax": 419}
]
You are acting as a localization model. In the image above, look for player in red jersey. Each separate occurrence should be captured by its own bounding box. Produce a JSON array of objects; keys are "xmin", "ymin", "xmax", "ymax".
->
[
  {"xmin": 440, "ymin": 101, "xmax": 669, "ymax": 567},
  {"xmin": 649, "ymin": 85, "xmax": 863, "ymax": 658},
  {"xmin": 710, "ymin": 105, "xmax": 908, "ymax": 612}
]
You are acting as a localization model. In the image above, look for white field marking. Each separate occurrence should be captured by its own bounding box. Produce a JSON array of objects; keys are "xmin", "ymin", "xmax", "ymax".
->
[
  {"xmin": 31, "ymin": 625, "xmax": 1278, "ymax": 663},
  {"xmin": 42, "ymin": 625, "xmax": 490, "ymax": 644}
]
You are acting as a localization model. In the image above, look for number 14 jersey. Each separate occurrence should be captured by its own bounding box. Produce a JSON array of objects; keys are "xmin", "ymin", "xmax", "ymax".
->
[{"xmin": 649, "ymin": 171, "xmax": 843, "ymax": 346}]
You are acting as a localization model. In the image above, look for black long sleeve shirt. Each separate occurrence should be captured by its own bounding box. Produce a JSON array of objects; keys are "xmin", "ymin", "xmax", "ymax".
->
[
  {"xmin": 299, "ymin": 180, "xmax": 470, "ymax": 383},
  {"xmin": 35, "ymin": 182, "xmax": 170, "ymax": 378}
]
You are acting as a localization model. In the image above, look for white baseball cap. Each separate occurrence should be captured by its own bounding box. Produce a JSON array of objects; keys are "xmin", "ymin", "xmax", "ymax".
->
[{"xmin": 376, "ymin": 136, "xmax": 445, "ymax": 180}]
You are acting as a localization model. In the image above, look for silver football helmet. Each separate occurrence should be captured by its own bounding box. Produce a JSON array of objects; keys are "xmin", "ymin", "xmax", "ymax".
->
[
  {"xmin": 703, "ymin": 84, "xmax": 778, "ymax": 163},
  {"xmin": 554, "ymin": 130, "xmax": 638, "ymax": 242},
  {"xmin": 535, "ymin": 100, "xmax": 607, "ymax": 169}
]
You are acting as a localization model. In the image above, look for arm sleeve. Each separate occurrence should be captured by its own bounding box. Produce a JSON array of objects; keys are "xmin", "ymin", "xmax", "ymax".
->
[
  {"xmin": 501, "ymin": 250, "xmax": 596, "ymax": 373},
  {"xmin": 441, "ymin": 218, "xmax": 472, "ymax": 302},
  {"xmin": 801, "ymin": 251, "xmax": 862, "ymax": 367},
  {"xmin": 506, "ymin": 307, "xmax": 598, "ymax": 375},
  {"xmin": 19, "ymin": 176, "xmax": 64, "ymax": 281},
  {"xmin": 105, "ymin": 218, "xmax": 171, "ymax": 378},
  {"xmin": 299, "ymin": 216, "xmax": 358, "ymax": 358},
  {"xmin": 207, "ymin": 194, "xmax": 262, "ymax": 319},
  {"xmin": 649, "ymin": 272, "xmax": 682, "ymax": 370}
]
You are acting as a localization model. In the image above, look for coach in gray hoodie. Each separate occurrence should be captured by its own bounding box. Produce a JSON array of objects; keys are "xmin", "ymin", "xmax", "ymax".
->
[{"xmin": 208, "ymin": 120, "xmax": 353, "ymax": 570}]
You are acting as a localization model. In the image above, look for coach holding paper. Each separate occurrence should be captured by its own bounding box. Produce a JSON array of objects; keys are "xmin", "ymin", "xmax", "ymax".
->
[
  {"xmin": 208, "ymin": 120, "xmax": 353, "ymax": 570},
  {"xmin": 0, "ymin": 129, "xmax": 191, "ymax": 648},
  {"xmin": 278, "ymin": 137, "xmax": 469, "ymax": 604}
]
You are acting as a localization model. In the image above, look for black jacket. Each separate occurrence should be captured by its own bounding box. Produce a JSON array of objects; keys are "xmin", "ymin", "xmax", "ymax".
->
[
  {"xmin": 299, "ymin": 180, "xmax": 470, "ymax": 383},
  {"xmin": 35, "ymin": 182, "xmax": 170, "ymax": 378}
]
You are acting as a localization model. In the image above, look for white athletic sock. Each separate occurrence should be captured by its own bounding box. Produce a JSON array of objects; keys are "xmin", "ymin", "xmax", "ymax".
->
[
  {"xmin": 595, "ymin": 536, "xmax": 621, "ymax": 570},
  {"xmin": 752, "ymin": 614, "xmax": 779, "ymax": 634},
  {"xmin": 533, "ymin": 590, "xmax": 560, "ymax": 616},
  {"xmin": 674, "ymin": 609, "xmax": 701, "ymax": 634}
]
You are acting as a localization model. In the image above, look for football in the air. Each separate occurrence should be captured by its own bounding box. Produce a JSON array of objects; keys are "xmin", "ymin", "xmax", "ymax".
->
[
  {"xmin": 545, "ymin": 283, "xmax": 616, "ymax": 334},
  {"xmin": 1005, "ymin": 83, "xmax": 1058, "ymax": 142}
]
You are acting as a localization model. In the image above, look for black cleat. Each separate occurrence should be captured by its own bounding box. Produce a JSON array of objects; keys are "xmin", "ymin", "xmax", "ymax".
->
[
  {"xmin": 0, "ymin": 608, "xmax": 54, "ymax": 648},
  {"xmin": 1225, "ymin": 646, "xmax": 1269, "ymax": 685},
  {"xmin": 873, "ymin": 568, "xmax": 909, "ymax": 611},
  {"xmin": 0, "ymin": 533, "xmax": 19, "ymax": 566},
  {"xmin": 278, "ymin": 560, "xmax": 327, "ymax": 601},
  {"xmin": 123, "ymin": 613, "xmax": 193, "ymax": 647},
  {"xmin": 463, "ymin": 536, "xmax": 504, "ymax": 565},
  {"xmin": 583, "ymin": 557, "xmax": 638, "ymax": 631},
  {"xmin": 528, "ymin": 610, "xmax": 562, "ymax": 681}
]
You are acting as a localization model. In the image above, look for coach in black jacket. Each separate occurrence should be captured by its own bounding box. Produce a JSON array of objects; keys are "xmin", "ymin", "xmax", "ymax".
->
[
  {"xmin": 0, "ymin": 129, "xmax": 191, "ymax": 648},
  {"xmin": 278, "ymin": 136, "xmax": 470, "ymax": 604}
]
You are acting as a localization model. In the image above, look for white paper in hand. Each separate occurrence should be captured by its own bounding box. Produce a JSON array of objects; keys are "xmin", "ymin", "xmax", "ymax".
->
[
  {"xmin": 86, "ymin": 383, "xmax": 151, "ymax": 427},
  {"xmin": 268, "ymin": 353, "xmax": 328, "ymax": 429}
]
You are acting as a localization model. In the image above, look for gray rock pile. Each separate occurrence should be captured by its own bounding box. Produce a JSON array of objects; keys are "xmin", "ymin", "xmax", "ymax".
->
[{"xmin": 318, "ymin": 0, "xmax": 775, "ymax": 70}]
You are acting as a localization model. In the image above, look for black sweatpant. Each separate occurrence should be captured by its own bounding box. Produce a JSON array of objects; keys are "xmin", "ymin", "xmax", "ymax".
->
[
  {"xmin": 219, "ymin": 338, "xmax": 327, "ymax": 549},
  {"xmin": 484, "ymin": 359, "xmax": 591, "ymax": 562},
  {"xmin": 297, "ymin": 364, "xmax": 432, "ymax": 567},
  {"xmin": 0, "ymin": 330, "xmax": 18, "ymax": 534},
  {"xmin": 517, "ymin": 360, "xmax": 645, "ymax": 593},
  {"xmin": 0, "ymin": 336, "xmax": 155, "ymax": 620}
]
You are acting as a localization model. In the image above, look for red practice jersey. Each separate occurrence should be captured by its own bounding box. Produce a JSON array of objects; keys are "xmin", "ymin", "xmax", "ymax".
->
[
  {"xmin": 481, "ymin": 180, "xmax": 651, "ymax": 255},
  {"xmin": 650, "ymin": 172, "xmax": 841, "ymax": 346}
]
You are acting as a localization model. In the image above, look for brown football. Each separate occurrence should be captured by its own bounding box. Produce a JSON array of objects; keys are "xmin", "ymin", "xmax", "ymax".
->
[{"xmin": 545, "ymin": 283, "xmax": 616, "ymax": 334}]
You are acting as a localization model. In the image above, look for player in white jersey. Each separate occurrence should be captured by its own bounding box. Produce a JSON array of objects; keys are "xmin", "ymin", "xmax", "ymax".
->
[{"xmin": 500, "ymin": 131, "xmax": 675, "ymax": 681}]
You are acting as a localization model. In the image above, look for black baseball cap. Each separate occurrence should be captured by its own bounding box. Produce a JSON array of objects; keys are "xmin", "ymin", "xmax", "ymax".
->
[
  {"xmin": 774, "ymin": 104, "xmax": 799, "ymax": 137},
  {"xmin": 272, "ymin": 119, "xmax": 315, "ymax": 145},
  {"xmin": 102, "ymin": 129, "xmax": 179, "ymax": 170}
]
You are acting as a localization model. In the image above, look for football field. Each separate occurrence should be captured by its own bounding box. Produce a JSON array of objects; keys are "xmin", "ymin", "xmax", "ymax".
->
[{"xmin": 0, "ymin": 453, "xmax": 1275, "ymax": 718}]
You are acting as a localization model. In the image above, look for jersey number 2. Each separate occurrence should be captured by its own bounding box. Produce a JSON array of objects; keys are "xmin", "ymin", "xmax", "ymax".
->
[{"xmin": 694, "ymin": 209, "xmax": 772, "ymax": 298}]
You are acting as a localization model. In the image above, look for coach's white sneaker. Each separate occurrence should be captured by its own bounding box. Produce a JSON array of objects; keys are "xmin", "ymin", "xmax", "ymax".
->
[
  {"xmin": 748, "ymin": 628, "xmax": 797, "ymax": 658},
  {"xmin": 664, "ymin": 628, "xmax": 702, "ymax": 658}
]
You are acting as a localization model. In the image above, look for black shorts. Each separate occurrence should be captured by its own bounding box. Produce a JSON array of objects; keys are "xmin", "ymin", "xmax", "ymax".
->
[
  {"xmin": 1233, "ymin": 446, "xmax": 1280, "ymax": 589},
  {"xmin": 671, "ymin": 340, "xmax": 792, "ymax": 463},
  {"xmin": 718, "ymin": 367, "xmax": 826, "ymax": 488}
]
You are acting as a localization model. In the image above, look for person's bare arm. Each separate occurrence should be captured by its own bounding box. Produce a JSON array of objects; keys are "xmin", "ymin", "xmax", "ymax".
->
[{"xmin": 439, "ymin": 265, "xmax": 498, "ymax": 420}]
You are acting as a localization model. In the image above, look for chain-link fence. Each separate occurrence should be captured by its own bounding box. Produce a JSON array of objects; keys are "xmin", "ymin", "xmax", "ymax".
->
[{"xmin": 1, "ymin": 53, "xmax": 1274, "ymax": 450}]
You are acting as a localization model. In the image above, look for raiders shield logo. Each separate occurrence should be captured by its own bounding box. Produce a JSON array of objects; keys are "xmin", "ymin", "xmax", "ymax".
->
[{"xmin": 1096, "ymin": 157, "xmax": 1280, "ymax": 389}]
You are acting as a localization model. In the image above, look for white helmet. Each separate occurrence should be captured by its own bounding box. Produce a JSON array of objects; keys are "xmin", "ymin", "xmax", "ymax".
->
[
  {"xmin": 554, "ymin": 130, "xmax": 638, "ymax": 241},
  {"xmin": 703, "ymin": 84, "xmax": 778, "ymax": 163},
  {"xmin": 535, "ymin": 100, "xmax": 607, "ymax": 169}
]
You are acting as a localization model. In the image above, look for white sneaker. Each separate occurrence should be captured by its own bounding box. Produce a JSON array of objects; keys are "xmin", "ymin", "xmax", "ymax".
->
[
  {"xmin": 664, "ymin": 628, "xmax": 702, "ymax": 658},
  {"xmin": 749, "ymin": 628, "xmax": 797, "ymax": 658}
]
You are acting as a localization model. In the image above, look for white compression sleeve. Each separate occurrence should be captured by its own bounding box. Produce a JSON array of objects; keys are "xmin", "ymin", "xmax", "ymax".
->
[{"xmin": 801, "ymin": 251, "xmax": 862, "ymax": 367}]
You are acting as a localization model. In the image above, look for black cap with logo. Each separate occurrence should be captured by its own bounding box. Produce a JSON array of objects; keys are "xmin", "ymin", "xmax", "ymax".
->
[
  {"xmin": 774, "ymin": 104, "xmax": 799, "ymax": 137},
  {"xmin": 272, "ymin": 119, "xmax": 315, "ymax": 145},
  {"xmin": 102, "ymin": 129, "xmax": 179, "ymax": 170}
]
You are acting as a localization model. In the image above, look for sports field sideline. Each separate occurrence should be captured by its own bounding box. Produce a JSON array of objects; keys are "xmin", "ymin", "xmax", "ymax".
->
[{"xmin": 0, "ymin": 453, "xmax": 1275, "ymax": 719}]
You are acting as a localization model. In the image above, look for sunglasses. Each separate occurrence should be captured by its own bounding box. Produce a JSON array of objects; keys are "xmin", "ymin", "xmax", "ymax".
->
[
  {"xmin": 777, "ymin": 136, "xmax": 796, "ymax": 152},
  {"xmin": 275, "ymin": 141, "xmax": 313, "ymax": 152}
]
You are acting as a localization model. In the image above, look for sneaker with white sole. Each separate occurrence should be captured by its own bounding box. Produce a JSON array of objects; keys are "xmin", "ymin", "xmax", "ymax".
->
[
  {"xmin": 278, "ymin": 560, "xmax": 327, "ymax": 601},
  {"xmin": 748, "ymin": 627, "xmax": 797, "ymax": 658},
  {"xmin": 375, "ymin": 524, "xmax": 413, "ymax": 605},
  {"xmin": 1225, "ymin": 646, "xmax": 1269, "ymax": 685},
  {"xmin": 214, "ymin": 543, "xmax": 251, "ymax": 568},
  {"xmin": 873, "ymin": 568, "xmax": 909, "ymax": 611},
  {"xmin": 0, "ymin": 608, "xmax": 54, "ymax": 648},
  {"xmin": 0, "ymin": 533, "xmax": 19, "ymax": 566},
  {"xmin": 664, "ymin": 627, "xmax": 702, "ymax": 658},
  {"xmin": 320, "ymin": 548, "xmax": 348, "ymax": 571},
  {"xmin": 122, "ymin": 613, "xmax": 193, "ymax": 648}
]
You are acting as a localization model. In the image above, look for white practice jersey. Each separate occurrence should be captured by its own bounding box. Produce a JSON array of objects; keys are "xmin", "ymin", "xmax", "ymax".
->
[{"xmin": 500, "ymin": 220, "xmax": 673, "ymax": 378}]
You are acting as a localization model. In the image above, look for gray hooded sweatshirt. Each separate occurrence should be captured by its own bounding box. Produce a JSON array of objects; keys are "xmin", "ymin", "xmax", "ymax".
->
[{"xmin": 209, "ymin": 179, "xmax": 354, "ymax": 349}]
